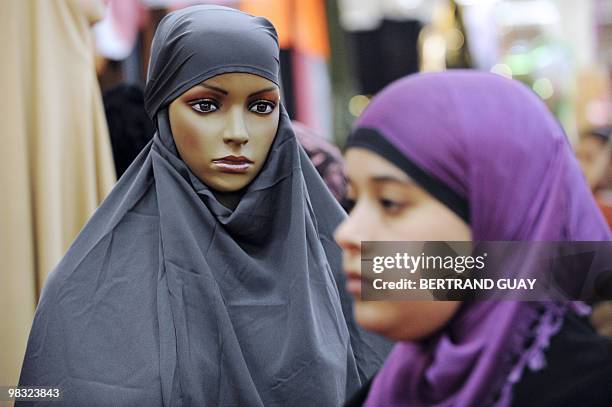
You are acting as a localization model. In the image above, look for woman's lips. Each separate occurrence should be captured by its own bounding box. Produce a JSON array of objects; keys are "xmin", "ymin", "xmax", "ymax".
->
[
  {"xmin": 212, "ymin": 156, "xmax": 253, "ymax": 173},
  {"xmin": 345, "ymin": 270, "xmax": 365, "ymax": 296}
]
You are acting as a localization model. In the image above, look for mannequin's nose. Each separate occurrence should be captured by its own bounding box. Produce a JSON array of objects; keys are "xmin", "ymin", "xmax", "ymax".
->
[{"xmin": 223, "ymin": 106, "xmax": 248, "ymax": 144}]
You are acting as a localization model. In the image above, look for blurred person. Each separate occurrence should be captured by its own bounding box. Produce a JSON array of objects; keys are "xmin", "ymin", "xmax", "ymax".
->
[
  {"xmin": 575, "ymin": 126, "xmax": 612, "ymax": 230},
  {"xmin": 591, "ymin": 300, "xmax": 612, "ymax": 338},
  {"xmin": 0, "ymin": 0, "xmax": 115, "ymax": 389},
  {"xmin": 292, "ymin": 121, "xmax": 347, "ymax": 202},
  {"xmin": 575, "ymin": 126, "xmax": 612, "ymax": 194},
  {"xmin": 17, "ymin": 6, "xmax": 388, "ymax": 406},
  {"xmin": 335, "ymin": 71, "xmax": 612, "ymax": 407},
  {"xmin": 575, "ymin": 126, "xmax": 612, "ymax": 340}
]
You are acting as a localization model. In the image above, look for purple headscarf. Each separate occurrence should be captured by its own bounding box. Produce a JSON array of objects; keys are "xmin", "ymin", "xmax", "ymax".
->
[{"xmin": 346, "ymin": 71, "xmax": 611, "ymax": 407}]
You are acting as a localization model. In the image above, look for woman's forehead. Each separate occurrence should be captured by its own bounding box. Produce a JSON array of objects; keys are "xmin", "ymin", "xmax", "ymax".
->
[{"xmin": 345, "ymin": 149, "xmax": 411, "ymax": 184}]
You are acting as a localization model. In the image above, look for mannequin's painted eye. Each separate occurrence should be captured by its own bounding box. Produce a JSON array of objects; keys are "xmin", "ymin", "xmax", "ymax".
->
[
  {"xmin": 248, "ymin": 100, "xmax": 276, "ymax": 115},
  {"xmin": 190, "ymin": 99, "xmax": 219, "ymax": 113}
]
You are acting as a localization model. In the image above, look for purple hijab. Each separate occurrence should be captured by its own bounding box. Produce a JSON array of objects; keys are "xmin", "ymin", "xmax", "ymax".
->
[{"xmin": 347, "ymin": 71, "xmax": 611, "ymax": 407}]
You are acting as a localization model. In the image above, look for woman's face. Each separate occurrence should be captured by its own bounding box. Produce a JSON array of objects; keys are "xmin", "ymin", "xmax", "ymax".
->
[
  {"xmin": 169, "ymin": 73, "xmax": 280, "ymax": 192},
  {"xmin": 334, "ymin": 148, "xmax": 470, "ymax": 341}
]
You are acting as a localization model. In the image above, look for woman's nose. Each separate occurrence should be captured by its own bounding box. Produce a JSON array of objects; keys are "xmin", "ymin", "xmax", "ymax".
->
[{"xmin": 334, "ymin": 206, "xmax": 367, "ymax": 253}]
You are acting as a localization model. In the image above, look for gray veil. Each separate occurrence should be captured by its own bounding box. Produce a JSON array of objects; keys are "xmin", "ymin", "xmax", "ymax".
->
[{"xmin": 18, "ymin": 6, "xmax": 389, "ymax": 407}]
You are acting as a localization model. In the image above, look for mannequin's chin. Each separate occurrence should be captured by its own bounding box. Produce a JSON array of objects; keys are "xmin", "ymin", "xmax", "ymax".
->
[{"xmin": 200, "ymin": 173, "xmax": 254, "ymax": 193}]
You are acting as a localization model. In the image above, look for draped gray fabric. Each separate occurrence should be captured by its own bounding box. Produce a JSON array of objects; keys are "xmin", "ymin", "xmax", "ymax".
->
[{"xmin": 18, "ymin": 5, "xmax": 389, "ymax": 407}]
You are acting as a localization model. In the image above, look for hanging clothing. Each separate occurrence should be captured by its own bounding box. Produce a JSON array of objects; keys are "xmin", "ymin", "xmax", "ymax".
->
[
  {"xmin": 18, "ymin": 6, "xmax": 389, "ymax": 407},
  {"xmin": 343, "ymin": 71, "xmax": 612, "ymax": 407},
  {"xmin": 349, "ymin": 19, "xmax": 423, "ymax": 95},
  {"xmin": 103, "ymin": 84, "xmax": 155, "ymax": 178},
  {"xmin": 240, "ymin": 0, "xmax": 333, "ymax": 138},
  {"xmin": 0, "ymin": 0, "xmax": 115, "ymax": 388}
]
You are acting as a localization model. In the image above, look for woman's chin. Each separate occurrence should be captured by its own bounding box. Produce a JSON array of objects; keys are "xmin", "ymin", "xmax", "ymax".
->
[
  {"xmin": 355, "ymin": 301, "xmax": 399, "ymax": 339},
  {"xmin": 354, "ymin": 301, "xmax": 430, "ymax": 342}
]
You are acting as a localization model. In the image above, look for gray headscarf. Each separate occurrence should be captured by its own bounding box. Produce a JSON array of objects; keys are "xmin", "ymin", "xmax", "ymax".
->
[{"xmin": 18, "ymin": 6, "xmax": 389, "ymax": 407}]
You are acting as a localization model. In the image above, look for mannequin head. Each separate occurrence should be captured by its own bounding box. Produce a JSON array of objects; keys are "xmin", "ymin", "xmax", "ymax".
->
[{"xmin": 169, "ymin": 72, "xmax": 280, "ymax": 192}]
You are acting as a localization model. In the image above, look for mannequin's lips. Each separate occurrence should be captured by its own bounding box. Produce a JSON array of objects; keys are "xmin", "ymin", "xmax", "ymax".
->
[{"xmin": 211, "ymin": 156, "xmax": 253, "ymax": 173}]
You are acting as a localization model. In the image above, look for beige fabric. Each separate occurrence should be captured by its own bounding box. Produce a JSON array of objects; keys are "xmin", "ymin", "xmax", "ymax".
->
[{"xmin": 0, "ymin": 0, "xmax": 115, "ymax": 389}]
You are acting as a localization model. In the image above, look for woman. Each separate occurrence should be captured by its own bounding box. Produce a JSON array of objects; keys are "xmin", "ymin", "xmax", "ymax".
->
[
  {"xmin": 18, "ymin": 6, "xmax": 388, "ymax": 406},
  {"xmin": 335, "ymin": 71, "xmax": 612, "ymax": 406}
]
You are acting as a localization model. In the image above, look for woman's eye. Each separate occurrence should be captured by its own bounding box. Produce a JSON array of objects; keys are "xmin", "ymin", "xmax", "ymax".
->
[
  {"xmin": 190, "ymin": 99, "xmax": 219, "ymax": 113},
  {"xmin": 379, "ymin": 198, "xmax": 406, "ymax": 214},
  {"xmin": 249, "ymin": 101, "xmax": 275, "ymax": 115},
  {"xmin": 341, "ymin": 197, "xmax": 356, "ymax": 213}
]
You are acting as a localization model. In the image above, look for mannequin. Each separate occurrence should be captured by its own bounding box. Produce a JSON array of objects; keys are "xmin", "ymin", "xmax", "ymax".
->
[{"xmin": 18, "ymin": 6, "xmax": 389, "ymax": 406}]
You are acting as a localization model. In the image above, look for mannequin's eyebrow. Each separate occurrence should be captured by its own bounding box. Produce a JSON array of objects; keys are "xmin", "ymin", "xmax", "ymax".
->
[
  {"xmin": 197, "ymin": 84, "xmax": 278, "ymax": 98},
  {"xmin": 199, "ymin": 84, "xmax": 228, "ymax": 95},
  {"xmin": 249, "ymin": 87, "xmax": 278, "ymax": 97}
]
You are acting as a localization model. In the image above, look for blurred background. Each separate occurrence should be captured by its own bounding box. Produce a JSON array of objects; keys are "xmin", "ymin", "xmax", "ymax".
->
[
  {"xmin": 90, "ymin": 0, "xmax": 612, "ymax": 142},
  {"xmin": 2, "ymin": 0, "xmax": 612, "ymax": 396},
  {"xmin": 92, "ymin": 0, "xmax": 612, "ymax": 198}
]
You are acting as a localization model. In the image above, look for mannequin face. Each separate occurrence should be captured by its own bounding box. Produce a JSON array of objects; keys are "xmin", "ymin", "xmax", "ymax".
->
[
  {"xmin": 334, "ymin": 148, "xmax": 469, "ymax": 341},
  {"xmin": 169, "ymin": 73, "xmax": 280, "ymax": 192}
]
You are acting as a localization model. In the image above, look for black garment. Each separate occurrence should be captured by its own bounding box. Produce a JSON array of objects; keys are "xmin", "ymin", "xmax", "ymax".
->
[
  {"xmin": 349, "ymin": 19, "xmax": 422, "ymax": 95},
  {"xmin": 103, "ymin": 84, "xmax": 155, "ymax": 177},
  {"xmin": 511, "ymin": 313, "xmax": 612, "ymax": 407},
  {"xmin": 345, "ymin": 314, "xmax": 612, "ymax": 407},
  {"xmin": 344, "ymin": 375, "xmax": 374, "ymax": 407}
]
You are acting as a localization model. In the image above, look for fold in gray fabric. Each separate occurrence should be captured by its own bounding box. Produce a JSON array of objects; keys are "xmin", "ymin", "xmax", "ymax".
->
[{"xmin": 18, "ymin": 5, "xmax": 390, "ymax": 407}]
